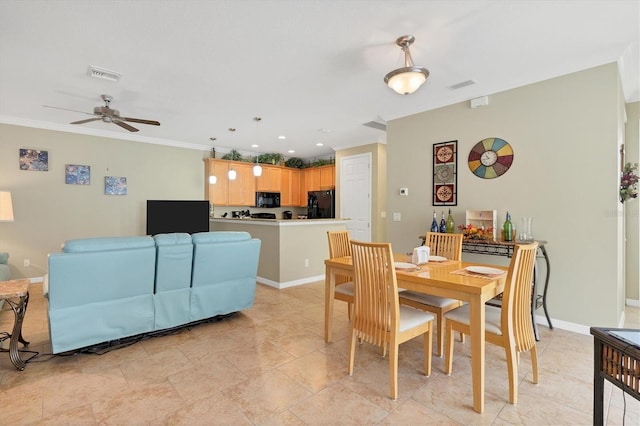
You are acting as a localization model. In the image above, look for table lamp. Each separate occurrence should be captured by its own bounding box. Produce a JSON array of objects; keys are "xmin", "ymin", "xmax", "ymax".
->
[{"xmin": 0, "ymin": 191, "xmax": 14, "ymax": 222}]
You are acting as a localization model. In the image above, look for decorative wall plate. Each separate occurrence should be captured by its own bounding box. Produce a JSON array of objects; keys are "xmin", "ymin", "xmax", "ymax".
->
[{"xmin": 468, "ymin": 137, "xmax": 513, "ymax": 179}]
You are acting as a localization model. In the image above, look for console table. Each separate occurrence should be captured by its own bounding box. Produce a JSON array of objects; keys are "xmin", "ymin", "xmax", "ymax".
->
[
  {"xmin": 0, "ymin": 279, "xmax": 31, "ymax": 370},
  {"xmin": 419, "ymin": 236, "xmax": 552, "ymax": 340},
  {"xmin": 590, "ymin": 327, "xmax": 640, "ymax": 426}
]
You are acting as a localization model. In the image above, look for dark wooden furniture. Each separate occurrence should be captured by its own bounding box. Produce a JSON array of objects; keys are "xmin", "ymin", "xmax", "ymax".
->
[
  {"xmin": 590, "ymin": 327, "xmax": 640, "ymax": 426},
  {"xmin": 0, "ymin": 279, "xmax": 30, "ymax": 370}
]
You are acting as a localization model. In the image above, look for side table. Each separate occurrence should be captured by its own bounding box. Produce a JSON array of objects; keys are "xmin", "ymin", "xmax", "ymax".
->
[{"xmin": 0, "ymin": 279, "xmax": 30, "ymax": 370}]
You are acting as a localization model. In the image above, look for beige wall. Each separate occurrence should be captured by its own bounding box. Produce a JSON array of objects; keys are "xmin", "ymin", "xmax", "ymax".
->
[
  {"xmin": 624, "ymin": 101, "xmax": 640, "ymax": 302},
  {"xmin": 335, "ymin": 143, "xmax": 387, "ymax": 242},
  {"xmin": 386, "ymin": 63, "xmax": 628, "ymax": 328},
  {"xmin": 0, "ymin": 124, "xmax": 207, "ymax": 278}
]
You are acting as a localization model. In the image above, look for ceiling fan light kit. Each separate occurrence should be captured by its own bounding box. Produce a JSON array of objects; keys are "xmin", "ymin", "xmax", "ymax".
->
[{"xmin": 384, "ymin": 35, "xmax": 430, "ymax": 95}]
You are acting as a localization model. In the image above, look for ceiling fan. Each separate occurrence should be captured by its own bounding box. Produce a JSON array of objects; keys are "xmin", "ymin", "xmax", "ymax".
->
[{"xmin": 44, "ymin": 94, "xmax": 160, "ymax": 132}]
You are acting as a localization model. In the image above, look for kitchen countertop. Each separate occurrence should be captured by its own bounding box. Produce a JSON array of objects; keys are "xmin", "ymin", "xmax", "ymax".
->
[{"xmin": 210, "ymin": 217, "xmax": 349, "ymax": 226}]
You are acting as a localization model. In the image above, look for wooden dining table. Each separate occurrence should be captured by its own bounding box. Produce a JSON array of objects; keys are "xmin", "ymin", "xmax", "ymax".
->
[{"xmin": 324, "ymin": 255, "xmax": 507, "ymax": 414}]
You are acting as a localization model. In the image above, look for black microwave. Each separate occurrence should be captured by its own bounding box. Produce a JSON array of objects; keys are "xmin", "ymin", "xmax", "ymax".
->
[{"xmin": 255, "ymin": 191, "xmax": 280, "ymax": 208}]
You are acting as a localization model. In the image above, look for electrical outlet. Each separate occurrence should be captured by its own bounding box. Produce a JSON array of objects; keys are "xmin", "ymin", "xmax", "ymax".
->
[
  {"xmin": 304, "ymin": 258, "xmax": 309, "ymax": 267},
  {"xmin": 24, "ymin": 259, "xmax": 30, "ymax": 267}
]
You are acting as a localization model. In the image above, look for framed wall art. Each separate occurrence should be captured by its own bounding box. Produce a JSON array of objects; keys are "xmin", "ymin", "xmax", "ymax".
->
[
  {"xmin": 19, "ymin": 148, "xmax": 49, "ymax": 171},
  {"xmin": 433, "ymin": 140, "xmax": 457, "ymax": 206},
  {"xmin": 105, "ymin": 176, "xmax": 127, "ymax": 195},
  {"xmin": 65, "ymin": 164, "xmax": 91, "ymax": 185}
]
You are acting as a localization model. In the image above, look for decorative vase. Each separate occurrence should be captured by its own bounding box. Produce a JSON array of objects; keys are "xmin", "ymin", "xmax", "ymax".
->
[{"xmin": 518, "ymin": 217, "xmax": 534, "ymax": 242}]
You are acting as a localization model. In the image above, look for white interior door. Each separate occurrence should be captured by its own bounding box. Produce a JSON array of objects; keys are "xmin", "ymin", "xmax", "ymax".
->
[{"xmin": 340, "ymin": 153, "xmax": 371, "ymax": 242}]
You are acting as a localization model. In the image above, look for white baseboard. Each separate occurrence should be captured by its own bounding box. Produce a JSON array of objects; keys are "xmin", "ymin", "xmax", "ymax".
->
[
  {"xmin": 257, "ymin": 275, "xmax": 324, "ymax": 289},
  {"xmin": 626, "ymin": 298, "xmax": 640, "ymax": 307}
]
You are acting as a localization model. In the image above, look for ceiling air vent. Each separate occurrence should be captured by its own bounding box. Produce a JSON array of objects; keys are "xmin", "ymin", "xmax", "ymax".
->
[
  {"xmin": 448, "ymin": 79, "xmax": 477, "ymax": 90},
  {"xmin": 87, "ymin": 65, "xmax": 122, "ymax": 82}
]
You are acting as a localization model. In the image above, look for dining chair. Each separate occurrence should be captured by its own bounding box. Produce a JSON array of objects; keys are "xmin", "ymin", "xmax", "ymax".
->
[
  {"xmin": 444, "ymin": 242, "xmax": 539, "ymax": 404},
  {"xmin": 327, "ymin": 230, "xmax": 354, "ymax": 319},
  {"xmin": 399, "ymin": 232, "xmax": 464, "ymax": 357},
  {"xmin": 348, "ymin": 240, "xmax": 434, "ymax": 400}
]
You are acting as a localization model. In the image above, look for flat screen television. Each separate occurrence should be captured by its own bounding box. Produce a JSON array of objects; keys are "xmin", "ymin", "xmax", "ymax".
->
[{"xmin": 146, "ymin": 200, "xmax": 209, "ymax": 236}]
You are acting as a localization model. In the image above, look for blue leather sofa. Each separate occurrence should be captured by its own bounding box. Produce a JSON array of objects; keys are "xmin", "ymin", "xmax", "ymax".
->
[{"xmin": 47, "ymin": 231, "xmax": 260, "ymax": 354}]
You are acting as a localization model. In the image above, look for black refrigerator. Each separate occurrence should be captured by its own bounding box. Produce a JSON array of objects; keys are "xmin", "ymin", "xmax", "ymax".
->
[{"xmin": 307, "ymin": 190, "xmax": 335, "ymax": 219}]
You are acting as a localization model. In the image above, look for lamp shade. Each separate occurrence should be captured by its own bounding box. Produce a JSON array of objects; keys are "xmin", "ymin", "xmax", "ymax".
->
[
  {"xmin": 0, "ymin": 191, "xmax": 14, "ymax": 222},
  {"xmin": 253, "ymin": 164, "xmax": 262, "ymax": 177},
  {"xmin": 208, "ymin": 175, "xmax": 217, "ymax": 184},
  {"xmin": 228, "ymin": 169, "xmax": 237, "ymax": 180},
  {"xmin": 385, "ymin": 68, "xmax": 428, "ymax": 95}
]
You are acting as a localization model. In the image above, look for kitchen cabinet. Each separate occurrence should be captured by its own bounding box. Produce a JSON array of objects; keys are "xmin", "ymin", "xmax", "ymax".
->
[
  {"xmin": 304, "ymin": 165, "xmax": 335, "ymax": 192},
  {"xmin": 320, "ymin": 165, "xmax": 335, "ymax": 188},
  {"xmin": 256, "ymin": 165, "xmax": 281, "ymax": 192},
  {"xmin": 280, "ymin": 168, "xmax": 302, "ymax": 206},
  {"xmin": 228, "ymin": 163, "xmax": 255, "ymax": 206},
  {"xmin": 204, "ymin": 159, "xmax": 254, "ymax": 206}
]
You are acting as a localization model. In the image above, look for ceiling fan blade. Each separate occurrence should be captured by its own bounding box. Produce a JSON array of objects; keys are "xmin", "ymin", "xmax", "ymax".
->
[
  {"xmin": 113, "ymin": 119, "xmax": 139, "ymax": 132},
  {"xmin": 121, "ymin": 117, "xmax": 160, "ymax": 126},
  {"xmin": 71, "ymin": 117, "xmax": 102, "ymax": 125},
  {"xmin": 43, "ymin": 105, "xmax": 94, "ymax": 115}
]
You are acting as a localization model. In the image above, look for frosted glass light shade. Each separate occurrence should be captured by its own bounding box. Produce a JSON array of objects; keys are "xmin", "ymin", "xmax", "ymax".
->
[
  {"xmin": 208, "ymin": 175, "xmax": 217, "ymax": 184},
  {"xmin": 386, "ymin": 69, "xmax": 427, "ymax": 95},
  {"xmin": 228, "ymin": 169, "xmax": 237, "ymax": 180},
  {"xmin": 253, "ymin": 164, "xmax": 262, "ymax": 177},
  {"xmin": 0, "ymin": 191, "xmax": 14, "ymax": 222}
]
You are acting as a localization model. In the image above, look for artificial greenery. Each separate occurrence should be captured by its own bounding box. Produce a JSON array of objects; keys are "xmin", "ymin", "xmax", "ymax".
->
[
  {"xmin": 218, "ymin": 149, "xmax": 332, "ymax": 168},
  {"xmin": 285, "ymin": 157, "xmax": 305, "ymax": 168},
  {"xmin": 221, "ymin": 149, "xmax": 243, "ymax": 161}
]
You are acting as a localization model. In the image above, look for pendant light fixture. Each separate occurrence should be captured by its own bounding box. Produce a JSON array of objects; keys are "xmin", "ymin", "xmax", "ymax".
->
[
  {"xmin": 227, "ymin": 128, "xmax": 237, "ymax": 180},
  {"xmin": 253, "ymin": 117, "xmax": 263, "ymax": 177},
  {"xmin": 384, "ymin": 35, "xmax": 430, "ymax": 95},
  {"xmin": 209, "ymin": 138, "xmax": 217, "ymax": 184}
]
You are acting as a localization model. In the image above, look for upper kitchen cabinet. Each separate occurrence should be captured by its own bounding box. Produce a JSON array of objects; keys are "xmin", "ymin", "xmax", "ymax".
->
[
  {"xmin": 305, "ymin": 164, "xmax": 335, "ymax": 192},
  {"xmin": 204, "ymin": 159, "xmax": 254, "ymax": 206},
  {"xmin": 281, "ymin": 168, "xmax": 302, "ymax": 206},
  {"xmin": 256, "ymin": 165, "xmax": 281, "ymax": 192}
]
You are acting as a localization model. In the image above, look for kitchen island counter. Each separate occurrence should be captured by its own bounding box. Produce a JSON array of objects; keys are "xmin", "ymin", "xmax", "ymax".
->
[{"xmin": 210, "ymin": 218, "xmax": 348, "ymax": 288}]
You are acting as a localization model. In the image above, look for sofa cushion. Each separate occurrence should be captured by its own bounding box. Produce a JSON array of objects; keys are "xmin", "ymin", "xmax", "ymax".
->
[
  {"xmin": 153, "ymin": 233, "xmax": 192, "ymax": 246},
  {"xmin": 191, "ymin": 231, "xmax": 250, "ymax": 244},
  {"xmin": 63, "ymin": 236, "xmax": 154, "ymax": 253}
]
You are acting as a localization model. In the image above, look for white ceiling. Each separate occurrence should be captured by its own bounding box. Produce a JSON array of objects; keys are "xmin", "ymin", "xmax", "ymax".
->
[{"xmin": 1, "ymin": 0, "xmax": 638, "ymax": 160}]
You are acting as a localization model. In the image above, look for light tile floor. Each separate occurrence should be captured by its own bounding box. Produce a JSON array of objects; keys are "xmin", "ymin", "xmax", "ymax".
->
[{"xmin": 1, "ymin": 282, "xmax": 639, "ymax": 425}]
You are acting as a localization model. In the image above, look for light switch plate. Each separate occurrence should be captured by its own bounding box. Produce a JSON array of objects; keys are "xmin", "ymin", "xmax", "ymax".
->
[{"xmin": 393, "ymin": 212, "xmax": 401, "ymax": 221}]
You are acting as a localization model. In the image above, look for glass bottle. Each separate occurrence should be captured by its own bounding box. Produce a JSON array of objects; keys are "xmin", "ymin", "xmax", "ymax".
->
[
  {"xmin": 430, "ymin": 210, "xmax": 438, "ymax": 233},
  {"xmin": 503, "ymin": 211, "xmax": 513, "ymax": 242},
  {"xmin": 439, "ymin": 211, "xmax": 447, "ymax": 233},
  {"xmin": 445, "ymin": 209, "xmax": 455, "ymax": 233}
]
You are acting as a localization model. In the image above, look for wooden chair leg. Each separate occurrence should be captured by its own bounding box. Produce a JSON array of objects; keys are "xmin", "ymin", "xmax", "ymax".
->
[
  {"xmin": 348, "ymin": 327, "xmax": 357, "ymax": 375},
  {"xmin": 424, "ymin": 323, "xmax": 433, "ymax": 376},
  {"xmin": 389, "ymin": 342, "xmax": 399, "ymax": 400},
  {"xmin": 505, "ymin": 344, "xmax": 518, "ymax": 404},
  {"xmin": 530, "ymin": 345, "xmax": 539, "ymax": 384},
  {"xmin": 444, "ymin": 321, "xmax": 455, "ymax": 375},
  {"xmin": 436, "ymin": 315, "xmax": 445, "ymax": 357}
]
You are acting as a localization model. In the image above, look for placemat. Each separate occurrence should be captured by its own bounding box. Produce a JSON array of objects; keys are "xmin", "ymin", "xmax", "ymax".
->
[{"xmin": 450, "ymin": 268, "xmax": 505, "ymax": 279}]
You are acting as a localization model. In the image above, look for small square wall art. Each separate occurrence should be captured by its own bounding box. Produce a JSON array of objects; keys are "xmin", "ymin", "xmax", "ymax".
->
[
  {"xmin": 65, "ymin": 164, "xmax": 90, "ymax": 185},
  {"xmin": 19, "ymin": 148, "xmax": 49, "ymax": 171},
  {"xmin": 105, "ymin": 176, "xmax": 127, "ymax": 195}
]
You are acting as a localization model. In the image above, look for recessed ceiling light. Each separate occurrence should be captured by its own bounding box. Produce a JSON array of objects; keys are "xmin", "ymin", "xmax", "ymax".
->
[
  {"xmin": 288, "ymin": 150, "xmax": 295, "ymax": 153},
  {"xmin": 251, "ymin": 144, "xmax": 258, "ymax": 148},
  {"xmin": 278, "ymin": 135, "xmax": 286, "ymax": 140},
  {"xmin": 316, "ymin": 143, "xmax": 324, "ymax": 146}
]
